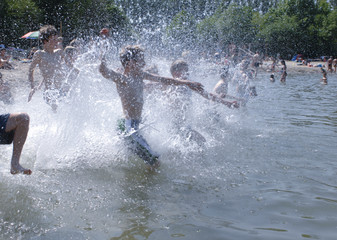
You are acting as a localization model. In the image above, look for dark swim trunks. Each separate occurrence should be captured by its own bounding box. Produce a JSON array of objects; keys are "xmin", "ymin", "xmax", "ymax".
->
[
  {"xmin": 0, "ymin": 114, "xmax": 14, "ymax": 144},
  {"xmin": 117, "ymin": 118, "xmax": 159, "ymax": 166}
]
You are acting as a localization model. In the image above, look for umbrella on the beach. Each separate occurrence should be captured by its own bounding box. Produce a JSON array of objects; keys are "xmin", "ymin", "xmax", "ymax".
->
[{"xmin": 21, "ymin": 31, "xmax": 39, "ymax": 39}]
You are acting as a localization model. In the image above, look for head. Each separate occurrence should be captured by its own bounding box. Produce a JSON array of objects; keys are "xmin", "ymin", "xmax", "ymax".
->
[
  {"xmin": 120, "ymin": 45, "xmax": 146, "ymax": 69},
  {"xmin": 39, "ymin": 25, "xmax": 58, "ymax": 46},
  {"xmin": 170, "ymin": 60, "xmax": 189, "ymax": 79},
  {"xmin": 281, "ymin": 59, "xmax": 286, "ymax": 65},
  {"xmin": 0, "ymin": 48, "xmax": 6, "ymax": 56},
  {"xmin": 240, "ymin": 59, "xmax": 250, "ymax": 70},
  {"xmin": 100, "ymin": 28, "xmax": 110, "ymax": 38}
]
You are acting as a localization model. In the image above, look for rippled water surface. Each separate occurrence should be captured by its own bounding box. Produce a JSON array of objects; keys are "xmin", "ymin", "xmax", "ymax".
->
[{"xmin": 1, "ymin": 59, "xmax": 336, "ymax": 239}]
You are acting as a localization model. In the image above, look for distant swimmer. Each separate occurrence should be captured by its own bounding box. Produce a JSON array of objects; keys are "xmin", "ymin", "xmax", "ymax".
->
[
  {"xmin": 0, "ymin": 113, "xmax": 31, "ymax": 175},
  {"xmin": 280, "ymin": 60, "xmax": 287, "ymax": 83},
  {"xmin": 333, "ymin": 58, "xmax": 337, "ymax": 73},
  {"xmin": 0, "ymin": 47, "xmax": 14, "ymax": 70},
  {"xmin": 251, "ymin": 51, "xmax": 261, "ymax": 77},
  {"xmin": 28, "ymin": 25, "xmax": 71, "ymax": 112},
  {"xmin": 327, "ymin": 56, "xmax": 333, "ymax": 73},
  {"xmin": 99, "ymin": 45, "xmax": 204, "ymax": 168},
  {"xmin": 320, "ymin": 67, "xmax": 328, "ymax": 85},
  {"xmin": 270, "ymin": 73, "xmax": 275, "ymax": 82}
]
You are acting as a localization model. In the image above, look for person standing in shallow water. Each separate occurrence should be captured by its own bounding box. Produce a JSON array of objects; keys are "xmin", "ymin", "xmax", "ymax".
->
[
  {"xmin": 327, "ymin": 56, "xmax": 333, "ymax": 73},
  {"xmin": 28, "ymin": 25, "xmax": 66, "ymax": 112},
  {"xmin": 320, "ymin": 67, "xmax": 328, "ymax": 85},
  {"xmin": 99, "ymin": 45, "xmax": 204, "ymax": 168},
  {"xmin": 332, "ymin": 58, "xmax": 337, "ymax": 73},
  {"xmin": 280, "ymin": 60, "xmax": 287, "ymax": 83},
  {"xmin": 0, "ymin": 113, "xmax": 32, "ymax": 175}
]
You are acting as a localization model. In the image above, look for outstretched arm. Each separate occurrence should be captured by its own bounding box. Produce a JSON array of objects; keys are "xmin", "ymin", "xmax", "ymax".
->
[
  {"xmin": 143, "ymin": 71, "xmax": 204, "ymax": 92},
  {"xmin": 99, "ymin": 58, "xmax": 126, "ymax": 84},
  {"xmin": 198, "ymin": 90, "xmax": 239, "ymax": 108}
]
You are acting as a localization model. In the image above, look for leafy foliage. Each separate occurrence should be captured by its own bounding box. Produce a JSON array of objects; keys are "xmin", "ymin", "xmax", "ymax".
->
[{"xmin": 1, "ymin": 0, "xmax": 337, "ymax": 57}]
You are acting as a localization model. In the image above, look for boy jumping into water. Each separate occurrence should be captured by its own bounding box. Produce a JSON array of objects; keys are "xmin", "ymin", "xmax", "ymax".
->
[
  {"xmin": 99, "ymin": 45, "xmax": 204, "ymax": 167},
  {"xmin": 0, "ymin": 113, "xmax": 31, "ymax": 175},
  {"xmin": 28, "ymin": 25, "xmax": 66, "ymax": 112}
]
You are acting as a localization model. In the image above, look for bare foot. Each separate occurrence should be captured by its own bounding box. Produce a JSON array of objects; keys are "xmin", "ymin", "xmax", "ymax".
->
[{"xmin": 11, "ymin": 165, "xmax": 32, "ymax": 175}]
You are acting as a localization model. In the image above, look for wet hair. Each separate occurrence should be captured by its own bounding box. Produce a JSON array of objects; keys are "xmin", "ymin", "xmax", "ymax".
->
[
  {"xmin": 39, "ymin": 25, "xmax": 58, "ymax": 43},
  {"xmin": 119, "ymin": 45, "xmax": 145, "ymax": 68},
  {"xmin": 170, "ymin": 59, "xmax": 189, "ymax": 75}
]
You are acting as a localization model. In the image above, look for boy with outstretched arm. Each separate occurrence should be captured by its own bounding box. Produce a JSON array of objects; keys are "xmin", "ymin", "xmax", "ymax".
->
[{"xmin": 99, "ymin": 45, "xmax": 204, "ymax": 167}]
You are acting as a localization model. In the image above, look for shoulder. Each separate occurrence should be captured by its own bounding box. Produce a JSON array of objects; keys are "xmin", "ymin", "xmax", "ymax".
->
[
  {"xmin": 34, "ymin": 50, "xmax": 43, "ymax": 56},
  {"xmin": 31, "ymin": 50, "xmax": 42, "ymax": 62}
]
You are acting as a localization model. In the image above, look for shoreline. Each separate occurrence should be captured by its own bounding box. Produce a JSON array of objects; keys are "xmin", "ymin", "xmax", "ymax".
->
[
  {"xmin": 0, "ymin": 59, "xmax": 333, "ymax": 88},
  {"xmin": 261, "ymin": 60, "xmax": 328, "ymax": 74}
]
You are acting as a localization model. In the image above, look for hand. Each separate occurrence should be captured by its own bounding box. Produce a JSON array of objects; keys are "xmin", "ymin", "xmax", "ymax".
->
[
  {"xmin": 28, "ymin": 88, "xmax": 36, "ymax": 102},
  {"xmin": 187, "ymin": 81, "xmax": 204, "ymax": 92},
  {"xmin": 230, "ymin": 101, "xmax": 239, "ymax": 109}
]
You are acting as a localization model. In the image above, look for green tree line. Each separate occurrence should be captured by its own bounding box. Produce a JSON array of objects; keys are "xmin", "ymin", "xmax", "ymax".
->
[
  {"xmin": 167, "ymin": 0, "xmax": 337, "ymax": 58},
  {"xmin": 0, "ymin": 0, "xmax": 129, "ymax": 48},
  {"xmin": 1, "ymin": 0, "xmax": 336, "ymax": 58}
]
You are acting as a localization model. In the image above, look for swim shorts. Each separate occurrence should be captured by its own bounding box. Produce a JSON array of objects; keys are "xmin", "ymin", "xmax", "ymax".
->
[
  {"xmin": 0, "ymin": 114, "xmax": 14, "ymax": 144},
  {"xmin": 117, "ymin": 118, "xmax": 159, "ymax": 166}
]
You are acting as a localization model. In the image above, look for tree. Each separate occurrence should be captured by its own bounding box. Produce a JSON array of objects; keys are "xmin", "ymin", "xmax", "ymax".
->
[
  {"xmin": 165, "ymin": 10, "xmax": 198, "ymax": 55},
  {"xmin": 0, "ymin": 0, "xmax": 42, "ymax": 47},
  {"xmin": 197, "ymin": 4, "xmax": 258, "ymax": 54}
]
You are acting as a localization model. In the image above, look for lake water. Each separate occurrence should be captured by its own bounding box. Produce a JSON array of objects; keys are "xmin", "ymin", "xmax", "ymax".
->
[{"xmin": 1, "ymin": 57, "xmax": 336, "ymax": 240}]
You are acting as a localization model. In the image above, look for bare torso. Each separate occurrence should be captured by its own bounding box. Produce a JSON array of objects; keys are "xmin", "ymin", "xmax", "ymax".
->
[
  {"xmin": 117, "ymin": 71, "xmax": 145, "ymax": 120},
  {"xmin": 30, "ymin": 49, "xmax": 64, "ymax": 90}
]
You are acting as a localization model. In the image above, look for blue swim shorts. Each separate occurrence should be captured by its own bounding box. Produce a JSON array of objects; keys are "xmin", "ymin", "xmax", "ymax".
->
[{"xmin": 0, "ymin": 114, "xmax": 14, "ymax": 144}]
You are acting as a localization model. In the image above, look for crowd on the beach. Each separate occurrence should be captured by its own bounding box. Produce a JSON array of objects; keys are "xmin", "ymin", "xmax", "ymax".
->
[{"xmin": 1, "ymin": 25, "xmax": 336, "ymax": 175}]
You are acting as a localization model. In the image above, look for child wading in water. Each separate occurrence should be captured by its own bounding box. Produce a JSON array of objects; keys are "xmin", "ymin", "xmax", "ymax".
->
[
  {"xmin": 280, "ymin": 60, "xmax": 287, "ymax": 83},
  {"xmin": 320, "ymin": 67, "xmax": 328, "ymax": 85},
  {"xmin": 28, "ymin": 25, "xmax": 67, "ymax": 112},
  {"xmin": 99, "ymin": 45, "xmax": 204, "ymax": 167}
]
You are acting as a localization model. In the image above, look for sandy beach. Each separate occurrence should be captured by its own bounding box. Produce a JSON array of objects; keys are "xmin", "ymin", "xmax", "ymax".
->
[{"xmin": 262, "ymin": 60, "xmax": 327, "ymax": 74}]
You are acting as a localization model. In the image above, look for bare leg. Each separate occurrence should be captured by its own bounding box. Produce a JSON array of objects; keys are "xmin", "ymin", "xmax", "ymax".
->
[{"xmin": 5, "ymin": 113, "xmax": 32, "ymax": 175}]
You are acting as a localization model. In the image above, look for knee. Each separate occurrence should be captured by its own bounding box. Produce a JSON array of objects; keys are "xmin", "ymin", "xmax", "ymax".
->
[{"xmin": 18, "ymin": 113, "xmax": 30, "ymax": 128}]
